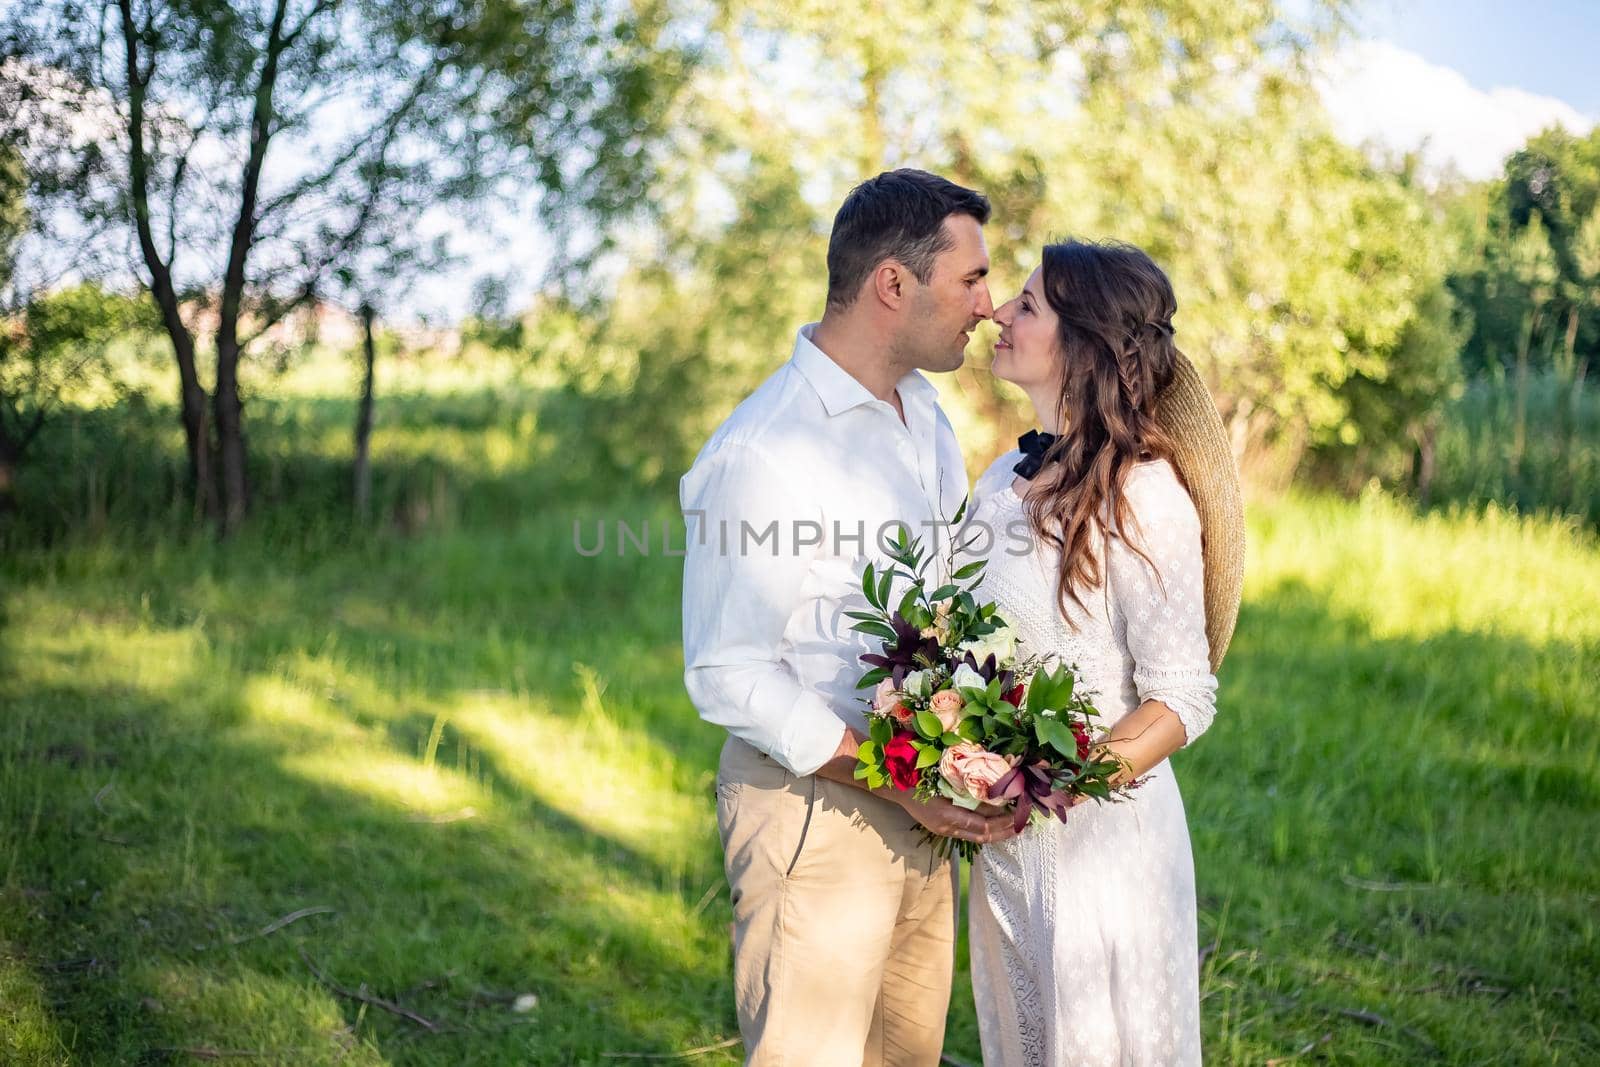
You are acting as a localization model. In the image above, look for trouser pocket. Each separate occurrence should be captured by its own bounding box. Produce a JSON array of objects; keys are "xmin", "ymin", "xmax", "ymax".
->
[{"xmin": 718, "ymin": 737, "xmax": 819, "ymax": 888}]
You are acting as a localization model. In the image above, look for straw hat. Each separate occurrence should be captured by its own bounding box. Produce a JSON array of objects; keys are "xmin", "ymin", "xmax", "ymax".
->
[{"xmin": 1154, "ymin": 350, "xmax": 1245, "ymax": 672}]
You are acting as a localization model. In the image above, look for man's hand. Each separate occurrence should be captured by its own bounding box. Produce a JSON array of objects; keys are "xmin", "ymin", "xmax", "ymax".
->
[
  {"xmin": 895, "ymin": 792, "xmax": 1019, "ymax": 845},
  {"xmin": 812, "ymin": 725, "xmax": 1019, "ymax": 846}
]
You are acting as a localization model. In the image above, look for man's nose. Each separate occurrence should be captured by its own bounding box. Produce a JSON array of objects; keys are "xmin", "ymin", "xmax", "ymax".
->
[{"xmin": 976, "ymin": 283, "xmax": 995, "ymax": 320}]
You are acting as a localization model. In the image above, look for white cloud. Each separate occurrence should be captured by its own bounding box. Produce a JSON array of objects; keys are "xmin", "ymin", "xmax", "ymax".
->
[{"xmin": 1317, "ymin": 39, "xmax": 1594, "ymax": 181}]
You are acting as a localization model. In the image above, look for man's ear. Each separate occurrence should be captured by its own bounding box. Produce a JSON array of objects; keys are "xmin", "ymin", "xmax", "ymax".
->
[{"xmin": 872, "ymin": 260, "xmax": 908, "ymax": 310}]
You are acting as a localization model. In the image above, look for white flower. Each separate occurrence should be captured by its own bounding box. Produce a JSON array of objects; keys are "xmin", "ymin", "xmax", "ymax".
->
[
  {"xmin": 959, "ymin": 624, "xmax": 1017, "ymax": 667},
  {"xmin": 902, "ymin": 669, "xmax": 933, "ymax": 699},
  {"xmin": 950, "ymin": 663, "xmax": 987, "ymax": 693}
]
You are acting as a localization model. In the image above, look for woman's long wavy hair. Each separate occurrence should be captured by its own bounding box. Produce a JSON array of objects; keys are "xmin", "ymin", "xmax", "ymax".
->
[{"xmin": 1025, "ymin": 239, "xmax": 1187, "ymax": 618}]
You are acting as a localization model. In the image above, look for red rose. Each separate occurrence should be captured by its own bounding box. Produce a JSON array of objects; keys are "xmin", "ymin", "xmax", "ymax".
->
[
  {"xmin": 883, "ymin": 733, "xmax": 921, "ymax": 791},
  {"xmin": 1072, "ymin": 722, "xmax": 1092, "ymax": 760},
  {"xmin": 1003, "ymin": 684, "xmax": 1025, "ymax": 707}
]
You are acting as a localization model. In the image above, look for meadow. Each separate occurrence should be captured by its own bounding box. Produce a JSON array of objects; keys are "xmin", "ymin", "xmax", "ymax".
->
[{"xmin": 1, "ymin": 363, "xmax": 1597, "ymax": 1065}]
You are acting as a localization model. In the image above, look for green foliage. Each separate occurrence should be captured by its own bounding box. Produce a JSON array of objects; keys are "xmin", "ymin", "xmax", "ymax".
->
[
  {"xmin": 0, "ymin": 282, "xmax": 162, "ymax": 473},
  {"xmin": 0, "ymin": 141, "xmax": 24, "ymax": 287},
  {"xmin": 1450, "ymin": 126, "xmax": 1600, "ymax": 379}
]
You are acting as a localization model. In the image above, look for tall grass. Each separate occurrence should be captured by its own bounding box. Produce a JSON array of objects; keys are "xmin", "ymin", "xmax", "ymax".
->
[
  {"xmin": 1430, "ymin": 369, "xmax": 1599, "ymax": 528},
  {"xmin": 2, "ymin": 380, "xmax": 1597, "ymax": 1064}
]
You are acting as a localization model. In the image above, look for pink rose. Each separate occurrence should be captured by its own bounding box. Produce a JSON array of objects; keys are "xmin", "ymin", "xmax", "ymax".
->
[
  {"xmin": 873, "ymin": 678, "xmax": 902, "ymax": 713},
  {"xmin": 939, "ymin": 742, "xmax": 1017, "ymax": 805},
  {"xmin": 929, "ymin": 688, "xmax": 965, "ymax": 731},
  {"xmin": 887, "ymin": 702, "xmax": 916, "ymax": 726}
]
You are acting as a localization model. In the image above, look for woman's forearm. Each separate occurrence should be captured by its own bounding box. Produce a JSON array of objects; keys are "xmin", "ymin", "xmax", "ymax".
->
[{"xmin": 1094, "ymin": 699, "xmax": 1188, "ymax": 784}]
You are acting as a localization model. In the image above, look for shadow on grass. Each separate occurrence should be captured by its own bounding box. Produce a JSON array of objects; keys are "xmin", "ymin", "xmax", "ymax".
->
[{"xmin": 0, "ymin": 645, "xmax": 734, "ymax": 1065}]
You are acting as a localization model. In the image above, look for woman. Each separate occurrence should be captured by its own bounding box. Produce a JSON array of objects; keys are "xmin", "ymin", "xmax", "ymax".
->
[{"xmin": 965, "ymin": 239, "xmax": 1244, "ymax": 1065}]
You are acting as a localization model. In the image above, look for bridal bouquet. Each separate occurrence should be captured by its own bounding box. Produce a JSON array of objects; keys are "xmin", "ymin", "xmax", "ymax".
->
[{"xmin": 851, "ymin": 518, "xmax": 1142, "ymax": 859}]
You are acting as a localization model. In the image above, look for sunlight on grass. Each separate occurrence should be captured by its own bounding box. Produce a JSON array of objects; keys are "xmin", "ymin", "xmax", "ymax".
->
[
  {"xmin": 446, "ymin": 676, "xmax": 716, "ymax": 877},
  {"xmin": 136, "ymin": 963, "xmax": 388, "ymax": 1066},
  {"xmin": 0, "ymin": 955, "xmax": 63, "ymax": 1063},
  {"xmin": 1249, "ymin": 490, "xmax": 1600, "ymax": 645},
  {"xmin": 284, "ymin": 750, "xmax": 485, "ymax": 816}
]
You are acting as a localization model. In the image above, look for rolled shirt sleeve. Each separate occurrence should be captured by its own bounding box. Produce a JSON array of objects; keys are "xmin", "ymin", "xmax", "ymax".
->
[
  {"xmin": 680, "ymin": 442, "xmax": 850, "ymax": 776},
  {"xmin": 1109, "ymin": 467, "xmax": 1219, "ymax": 745}
]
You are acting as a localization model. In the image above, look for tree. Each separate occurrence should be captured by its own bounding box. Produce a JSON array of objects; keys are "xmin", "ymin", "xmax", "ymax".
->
[
  {"xmin": 3, "ymin": 0, "xmax": 686, "ymax": 533},
  {"xmin": 1453, "ymin": 127, "xmax": 1600, "ymax": 381},
  {"xmin": 0, "ymin": 281, "xmax": 160, "ymax": 513}
]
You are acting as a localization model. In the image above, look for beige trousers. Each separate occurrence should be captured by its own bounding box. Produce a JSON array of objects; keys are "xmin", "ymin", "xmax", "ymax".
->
[{"xmin": 715, "ymin": 735, "xmax": 955, "ymax": 1067}]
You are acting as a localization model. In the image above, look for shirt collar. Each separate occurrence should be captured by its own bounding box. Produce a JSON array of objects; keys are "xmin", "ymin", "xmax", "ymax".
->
[{"xmin": 791, "ymin": 322, "xmax": 938, "ymax": 418}]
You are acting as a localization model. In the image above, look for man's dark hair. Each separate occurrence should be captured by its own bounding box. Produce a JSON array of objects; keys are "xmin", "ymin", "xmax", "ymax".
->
[{"xmin": 825, "ymin": 169, "xmax": 991, "ymax": 310}]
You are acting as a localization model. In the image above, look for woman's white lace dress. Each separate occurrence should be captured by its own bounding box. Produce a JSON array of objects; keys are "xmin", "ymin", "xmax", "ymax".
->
[{"xmin": 965, "ymin": 453, "xmax": 1217, "ymax": 1066}]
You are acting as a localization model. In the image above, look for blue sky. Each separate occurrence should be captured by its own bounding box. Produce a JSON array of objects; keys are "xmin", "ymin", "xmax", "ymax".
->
[{"xmin": 1356, "ymin": 0, "xmax": 1599, "ymax": 118}]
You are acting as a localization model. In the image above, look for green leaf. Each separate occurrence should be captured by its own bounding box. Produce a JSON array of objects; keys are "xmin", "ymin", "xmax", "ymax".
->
[
  {"xmin": 1035, "ymin": 717, "xmax": 1078, "ymax": 759},
  {"xmin": 869, "ymin": 717, "xmax": 893, "ymax": 745},
  {"xmin": 856, "ymin": 667, "xmax": 890, "ymax": 689},
  {"xmin": 957, "ymin": 686, "xmax": 988, "ymax": 707},
  {"xmin": 876, "ymin": 568, "xmax": 894, "ymax": 613},
  {"xmin": 914, "ymin": 711, "xmax": 945, "ymax": 739},
  {"xmin": 956, "ymin": 717, "xmax": 984, "ymax": 742},
  {"xmin": 940, "ymin": 731, "xmax": 962, "ymax": 746},
  {"xmin": 844, "ymin": 609, "xmax": 883, "ymax": 623},
  {"xmin": 852, "ymin": 619, "xmax": 897, "ymax": 641},
  {"xmin": 862, "ymin": 562, "xmax": 879, "ymax": 609},
  {"xmin": 953, "ymin": 560, "xmax": 985, "ymax": 580},
  {"xmin": 1026, "ymin": 675, "xmax": 1048, "ymax": 715},
  {"xmin": 928, "ymin": 584, "xmax": 958, "ymax": 602},
  {"xmin": 915, "ymin": 745, "xmax": 941, "ymax": 769},
  {"xmin": 898, "ymin": 584, "xmax": 921, "ymax": 621},
  {"xmin": 856, "ymin": 740, "xmax": 878, "ymax": 763}
]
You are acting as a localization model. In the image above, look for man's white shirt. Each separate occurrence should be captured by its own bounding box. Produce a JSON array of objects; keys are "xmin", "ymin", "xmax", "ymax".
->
[{"xmin": 680, "ymin": 323, "xmax": 968, "ymax": 776}]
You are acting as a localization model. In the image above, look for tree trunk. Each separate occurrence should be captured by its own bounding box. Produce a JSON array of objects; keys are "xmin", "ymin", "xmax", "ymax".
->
[
  {"xmin": 213, "ymin": 339, "xmax": 249, "ymax": 534},
  {"xmin": 118, "ymin": 0, "xmax": 217, "ymax": 522},
  {"xmin": 353, "ymin": 301, "xmax": 377, "ymax": 521},
  {"xmin": 206, "ymin": 0, "xmax": 292, "ymax": 536},
  {"xmin": 0, "ymin": 434, "xmax": 18, "ymax": 516},
  {"xmin": 1411, "ymin": 416, "xmax": 1438, "ymax": 508}
]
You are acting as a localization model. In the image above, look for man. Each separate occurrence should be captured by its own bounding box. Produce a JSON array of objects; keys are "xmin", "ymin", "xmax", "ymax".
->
[{"xmin": 680, "ymin": 169, "xmax": 1017, "ymax": 1067}]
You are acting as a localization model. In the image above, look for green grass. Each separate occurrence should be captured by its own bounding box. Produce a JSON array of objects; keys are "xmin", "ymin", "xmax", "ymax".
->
[{"xmin": 2, "ymin": 384, "xmax": 1598, "ymax": 1064}]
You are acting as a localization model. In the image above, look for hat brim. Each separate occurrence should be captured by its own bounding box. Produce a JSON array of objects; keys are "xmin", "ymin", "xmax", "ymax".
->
[{"xmin": 1155, "ymin": 350, "xmax": 1245, "ymax": 672}]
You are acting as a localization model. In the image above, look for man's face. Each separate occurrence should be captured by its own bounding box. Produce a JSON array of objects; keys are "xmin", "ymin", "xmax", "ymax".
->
[{"xmin": 900, "ymin": 214, "xmax": 993, "ymax": 373}]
